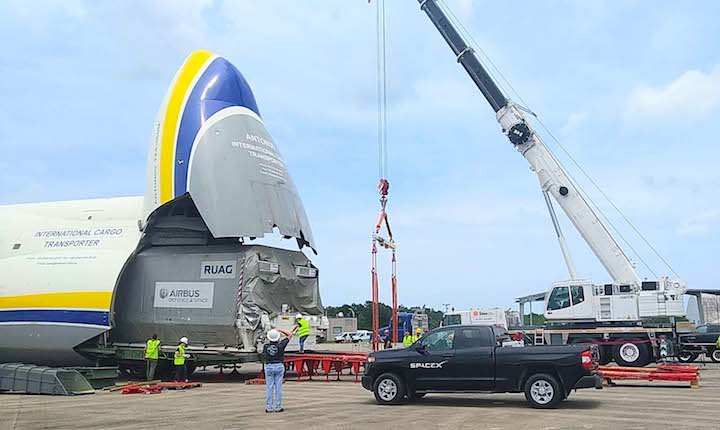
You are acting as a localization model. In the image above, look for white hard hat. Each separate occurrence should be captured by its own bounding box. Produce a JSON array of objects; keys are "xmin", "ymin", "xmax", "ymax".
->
[
  {"xmin": 267, "ymin": 329, "xmax": 281, "ymax": 342},
  {"xmin": 180, "ymin": 337, "xmax": 189, "ymax": 344},
  {"xmin": 295, "ymin": 313, "xmax": 303, "ymax": 319}
]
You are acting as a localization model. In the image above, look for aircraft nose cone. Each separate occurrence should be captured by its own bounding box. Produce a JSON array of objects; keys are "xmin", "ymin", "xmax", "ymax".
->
[
  {"xmin": 172, "ymin": 53, "xmax": 261, "ymax": 196},
  {"xmin": 193, "ymin": 56, "xmax": 261, "ymax": 121}
]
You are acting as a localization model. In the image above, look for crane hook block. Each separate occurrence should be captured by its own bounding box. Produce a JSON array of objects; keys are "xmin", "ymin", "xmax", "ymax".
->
[{"xmin": 378, "ymin": 179, "xmax": 390, "ymax": 196}]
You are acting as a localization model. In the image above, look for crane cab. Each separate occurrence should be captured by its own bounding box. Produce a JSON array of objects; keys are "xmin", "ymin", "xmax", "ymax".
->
[
  {"xmin": 544, "ymin": 281, "xmax": 595, "ymax": 322},
  {"xmin": 544, "ymin": 278, "xmax": 687, "ymax": 323}
]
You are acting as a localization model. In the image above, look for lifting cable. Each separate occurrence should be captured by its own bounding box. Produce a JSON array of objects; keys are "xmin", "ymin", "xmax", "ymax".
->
[
  {"xmin": 438, "ymin": 0, "xmax": 678, "ymax": 279},
  {"xmin": 370, "ymin": 0, "xmax": 398, "ymax": 352}
]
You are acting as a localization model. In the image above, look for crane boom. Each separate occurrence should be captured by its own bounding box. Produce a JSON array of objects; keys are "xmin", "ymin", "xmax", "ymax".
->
[{"xmin": 417, "ymin": 0, "xmax": 639, "ymax": 284}]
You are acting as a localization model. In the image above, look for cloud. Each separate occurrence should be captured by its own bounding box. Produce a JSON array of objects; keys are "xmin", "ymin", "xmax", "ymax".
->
[
  {"xmin": 625, "ymin": 65, "xmax": 720, "ymax": 120},
  {"xmin": 559, "ymin": 111, "xmax": 588, "ymax": 139},
  {"xmin": 677, "ymin": 209, "xmax": 720, "ymax": 236},
  {"xmin": 451, "ymin": 0, "xmax": 475, "ymax": 19}
]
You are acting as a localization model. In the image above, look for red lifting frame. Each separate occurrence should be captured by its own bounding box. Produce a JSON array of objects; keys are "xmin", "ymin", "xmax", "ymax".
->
[{"xmin": 371, "ymin": 178, "xmax": 398, "ymax": 351}]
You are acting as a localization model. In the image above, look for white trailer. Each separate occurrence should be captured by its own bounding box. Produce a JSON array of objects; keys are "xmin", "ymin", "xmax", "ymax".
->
[{"xmin": 441, "ymin": 308, "xmax": 510, "ymax": 329}]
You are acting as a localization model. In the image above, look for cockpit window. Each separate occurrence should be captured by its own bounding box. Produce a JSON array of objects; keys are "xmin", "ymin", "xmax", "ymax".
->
[{"xmin": 547, "ymin": 286, "xmax": 571, "ymax": 310}]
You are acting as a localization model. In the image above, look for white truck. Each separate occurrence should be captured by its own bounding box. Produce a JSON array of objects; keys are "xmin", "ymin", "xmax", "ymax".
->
[
  {"xmin": 418, "ymin": 0, "xmax": 687, "ymax": 366},
  {"xmin": 441, "ymin": 308, "xmax": 512, "ymax": 329}
]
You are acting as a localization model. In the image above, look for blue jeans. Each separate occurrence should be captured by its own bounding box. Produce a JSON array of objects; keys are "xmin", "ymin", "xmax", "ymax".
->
[
  {"xmin": 265, "ymin": 363, "xmax": 285, "ymax": 411},
  {"xmin": 299, "ymin": 335, "xmax": 308, "ymax": 353}
]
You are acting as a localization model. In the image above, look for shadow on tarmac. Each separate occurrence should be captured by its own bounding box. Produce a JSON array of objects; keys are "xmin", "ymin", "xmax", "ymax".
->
[{"xmin": 361, "ymin": 395, "xmax": 602, "ymax": 410}]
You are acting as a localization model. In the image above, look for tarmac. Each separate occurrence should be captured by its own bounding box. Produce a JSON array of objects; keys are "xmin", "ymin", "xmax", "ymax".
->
[{"xmin": 1, "ymin": 357, "xmax": 719, "ymax": 430}]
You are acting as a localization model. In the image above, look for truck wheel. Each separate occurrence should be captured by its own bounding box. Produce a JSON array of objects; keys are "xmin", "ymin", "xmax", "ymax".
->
[
  {"xmin": 678, "ymin": 351, "xmax": 699, "ymax": 363},
  {"xmin": 612, "ymin": 341, "xmax": 650, "ymax": 367},
  {"xmin": 711, "ymin": 349, "xmax": 720, "ymax": 363},
  {"xmin": 524, "ymin": 373, "xmax": 563, "ymax": 409},
  {"xmin": 373, "ymin": 373, "xmax": 406, "ymax": 405}
]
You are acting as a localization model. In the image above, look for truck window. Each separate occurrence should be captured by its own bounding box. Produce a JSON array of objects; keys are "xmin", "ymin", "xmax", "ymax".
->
[
  {"xmin": 697, "ymin": 325, "xmax": 707, "ymax": 334},
  {"xmin": 421, "ymin": 329, "xmax": 455, "ymax": 351},
  {"xmin": 547, "ymin": 286, "xmax": 570, "ymax": 310},
  {"xmin": 442, "ymin": 314, "xmax": 462, "ymax": 326},
  {"xmin": 456, "ymin": 328, "xmax": 492, "ymax": 349},
  {"xmin": 570, "ymin": 285, "xmax": 584, "ymax": 305}
]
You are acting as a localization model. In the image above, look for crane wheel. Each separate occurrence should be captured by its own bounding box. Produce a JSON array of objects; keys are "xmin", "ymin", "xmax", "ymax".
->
[{"xmin": 612, "ymin": 341, "xmax": 650, "ymax": 367}]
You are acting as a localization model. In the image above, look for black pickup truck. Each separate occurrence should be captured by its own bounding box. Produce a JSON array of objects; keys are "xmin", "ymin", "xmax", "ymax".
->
[
  {"xmin": 678, "ymin": 324, "xmax": 720, "ymax": 363},
  {"xmin": 362, "ymin": 325, "xmax": 602, "ymax": 408}
]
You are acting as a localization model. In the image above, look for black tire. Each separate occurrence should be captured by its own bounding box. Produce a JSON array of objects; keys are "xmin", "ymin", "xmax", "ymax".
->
[
  {"xmin": 524, "ymin": 373, "xmax": 564, "ymax": 409},
  {"xmin": 612, "ymin": 341, "xmax": 650, "ymax": 367},
  {"xmin": 711, "ymin": 349, "xmax": 720, "ymax": 363},
  {"xmin": 678, "ymin": 351, "xmax": 699, "ymax": 363},
  {"xmin": 372, "ymin": 373, "xmax": 406, "ymax": 405}
]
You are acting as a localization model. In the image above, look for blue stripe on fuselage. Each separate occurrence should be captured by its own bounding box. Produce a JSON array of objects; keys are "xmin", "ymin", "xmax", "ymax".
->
[
  {"xmin": 173, "ymin": 57, "xmax": 261, "ymax": 196},
  {"xmin": 0, "ymin": 309, "xmax": 109, "ymax": 326}
]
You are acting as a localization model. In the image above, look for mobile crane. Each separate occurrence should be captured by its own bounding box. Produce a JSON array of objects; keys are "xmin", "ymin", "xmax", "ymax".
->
[{"xmin": 416, "ymin": 0, "xmax": 688, "ymax": 366}]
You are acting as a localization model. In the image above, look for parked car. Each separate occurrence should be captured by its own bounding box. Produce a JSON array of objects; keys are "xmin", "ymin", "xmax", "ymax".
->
[
  {"xmin": 334, "ymin": 332, "xmax": 355, "ymax": 343},
  {"xmin": 678, "ymin": 324, "xmax": 720, "ymax": 363},
  {"xmin": 352, "ymin": 330, "xmax": 372, "ymax": 343},
  {"xmin": 362, "ymin": 324, "xmax": 602, "ymax": 409}
]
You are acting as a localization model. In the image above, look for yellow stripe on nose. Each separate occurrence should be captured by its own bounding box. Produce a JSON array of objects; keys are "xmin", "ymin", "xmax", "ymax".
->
[
  {"xmin": 159, "ymin": 50, "xmax": 214, "ymax": 203},
  {"xmin": 0, "ymin": 292, "xmax": 113, "ymax": 311}
]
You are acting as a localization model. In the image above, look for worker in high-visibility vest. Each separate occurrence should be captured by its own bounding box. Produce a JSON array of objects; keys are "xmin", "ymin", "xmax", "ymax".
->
[
  {"xmin": 293, "ymin": 314, "xmax": 310, "ymax": 353},
  {"xmin": 402, "ymin": 330, "xmax": 413, "ymax": 347},
  {"xmin": 174, "ymin": 337, "xmax": 190, "ymax": 383},
  {"xmin": 143, "ymin": 334, "xmax": 161, "ymax": 381},
  {"xmin": 716, "ymin": 334, "xmax": 720, "ymax": 350},
  {"xmin": 412, "ymin": 327, "xmax": 423, "ymax": 343}
]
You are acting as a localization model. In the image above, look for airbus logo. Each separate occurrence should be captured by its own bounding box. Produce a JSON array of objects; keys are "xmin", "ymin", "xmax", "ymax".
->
[{"xmin": 410, "ymin": 360, "xmax": 448, "ymax": 369}]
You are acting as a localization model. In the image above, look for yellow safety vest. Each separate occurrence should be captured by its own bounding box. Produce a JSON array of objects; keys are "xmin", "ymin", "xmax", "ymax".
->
[
  {"xmin": 174, "ymin": 344, "xmax": 186, "ymax": 365},
  {"xmin": 297, "ymin": 318, "xmax": 310, "ymax": 337},
  {"xmin": 412, "ymin": 334, "xmax": 420, "ymax": 343},
  {"xmin": 403, "ymin": 335, "xmax": 413, "ymax": 347},
  {"xmin": 145, "ymin": 339, "xmax": 160, "ymax": 359},
  {"xmin": 717, "ymin": 335, "xmax": 720, "ymax": 349}
]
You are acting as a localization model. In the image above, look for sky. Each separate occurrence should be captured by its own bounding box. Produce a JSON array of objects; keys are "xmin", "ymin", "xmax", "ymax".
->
[{"xmin": 1, "ymin": 0, "xmax": 719, "ymax": 312}]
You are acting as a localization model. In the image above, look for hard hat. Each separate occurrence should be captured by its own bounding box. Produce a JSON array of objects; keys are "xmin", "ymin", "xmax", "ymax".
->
[
  {"xmin": 180, "ymin": 337, "xmax": 189, "ymax": 344},
  {"xmin": 295, "ymin": 313, "xmax": 303, "ymax": 319},
  {"xmin": 267, "ymin": 329, "xmax": 281, "ymax": 342},
  {"xmin": 416, "ymin": 327, "xmax": 422, "ymax": 333}
]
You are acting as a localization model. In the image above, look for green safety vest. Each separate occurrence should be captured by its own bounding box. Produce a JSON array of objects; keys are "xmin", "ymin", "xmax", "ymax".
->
[
  {"xmin": 174, "ymin": 344, "xmax": 186, "ymax": 365},
  {"xmin": 145, "ymin": 339, "xmax": 160, "ymax": 359},
  {"xmin": 403, "ymin": 335, "xmax": 413, "ymax": 347},
  {"xmin": 297, "ymin": 318, "xmax": 310, "ymax": 337}
]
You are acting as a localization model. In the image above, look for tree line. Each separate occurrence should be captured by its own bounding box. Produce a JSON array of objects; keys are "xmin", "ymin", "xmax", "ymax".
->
[{"xmin": 325, "ymin": 302, "xmax": 445, "ymax": 330}]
